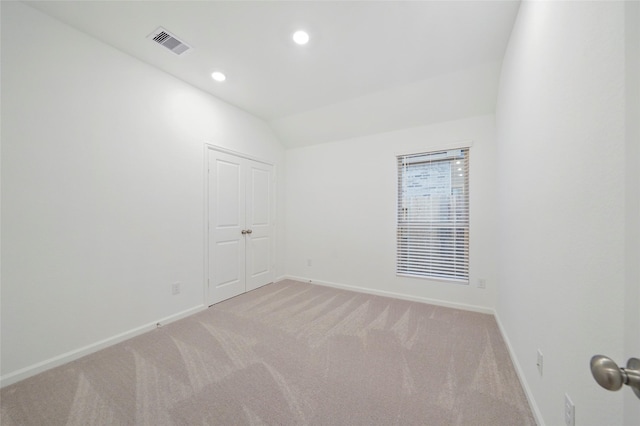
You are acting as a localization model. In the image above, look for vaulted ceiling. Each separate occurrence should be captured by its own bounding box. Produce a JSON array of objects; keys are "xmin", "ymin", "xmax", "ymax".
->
[{"xmin": 26, "ymin": 1, "xmax": 520, "ymax": 147}]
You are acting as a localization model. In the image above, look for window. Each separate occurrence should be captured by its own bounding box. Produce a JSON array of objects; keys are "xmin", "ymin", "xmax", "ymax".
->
[{"xmin": 397, "ymin": 148, "xmax": 469, "ymax": 282}]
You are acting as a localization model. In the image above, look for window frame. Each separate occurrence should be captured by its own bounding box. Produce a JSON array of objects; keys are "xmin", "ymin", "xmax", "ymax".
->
[{"xmin": 396, "ymin": 145, "xmax": 471, "ymax": 284}]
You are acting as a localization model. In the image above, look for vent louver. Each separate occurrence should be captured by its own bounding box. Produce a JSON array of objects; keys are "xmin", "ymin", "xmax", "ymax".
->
[{"xmin": 147, "ymin": 27, "xmax": 191, "ymax": 55}]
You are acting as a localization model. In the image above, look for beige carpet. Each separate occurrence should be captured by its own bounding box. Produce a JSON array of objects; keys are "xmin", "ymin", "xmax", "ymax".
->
[{"xmin": 1, "ymin": 279, "xmax": 536, "ymax": 425}]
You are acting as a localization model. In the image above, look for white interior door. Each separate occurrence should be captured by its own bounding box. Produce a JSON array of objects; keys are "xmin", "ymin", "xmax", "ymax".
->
[
  {"xmin": 207, "ymin": 148, "xmax": 274, "ymax": 305},
  {"xmin": 246, "ymin": 162, "xmax": 273, "ymax": 291},
  {"xmin": 208, "ymin": 151, "xmax": 246, "ymax": 305},
  {"xmin": 623, "ymin": 2, "xmax": 640, "ymax": 421}
]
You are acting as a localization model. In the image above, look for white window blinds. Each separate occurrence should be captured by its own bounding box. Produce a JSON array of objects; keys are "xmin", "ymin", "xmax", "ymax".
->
[{"xmin": 397, "ymin": 148, "xmax": 469, "ymax": 282}]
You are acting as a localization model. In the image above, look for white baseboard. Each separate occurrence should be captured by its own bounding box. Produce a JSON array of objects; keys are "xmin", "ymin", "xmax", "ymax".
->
[
  {"xmin": 0, "ymin": 305, "xmax": 206, "ymax": 388},
  {"xmin": 282, "ymin": 275, "xmax": 494, "ymax": 315},
  {"xmin": 494, "ymin": 312, "xmax": 544, "ymax": 426}
]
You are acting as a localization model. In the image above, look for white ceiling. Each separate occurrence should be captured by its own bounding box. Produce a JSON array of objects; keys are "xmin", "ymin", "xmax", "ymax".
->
[{"xmin": 26, "ymin": 1, "xmax": 520, "ymax": 148}]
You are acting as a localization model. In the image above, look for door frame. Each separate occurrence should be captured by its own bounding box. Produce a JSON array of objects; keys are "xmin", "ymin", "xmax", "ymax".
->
[{"xmin": 203, "ymin": 144, "xmax": 277, "ymax": 306}]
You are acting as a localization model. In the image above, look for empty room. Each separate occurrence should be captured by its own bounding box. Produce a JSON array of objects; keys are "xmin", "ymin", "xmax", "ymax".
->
[{"xmin": 1, "ymin": 1, "xmax": 639, "ymax": 425}]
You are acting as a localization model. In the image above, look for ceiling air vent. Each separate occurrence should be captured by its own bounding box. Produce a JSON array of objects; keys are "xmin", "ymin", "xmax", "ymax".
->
[{"xmin": 147, "ymin": 27, "xmax": 191, "ymax": 55}]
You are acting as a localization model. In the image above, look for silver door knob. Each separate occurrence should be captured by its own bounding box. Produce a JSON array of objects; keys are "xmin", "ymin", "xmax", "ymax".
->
[
  {"xmin": 590, "ymin": 355, "xmax": 640, "ymax": 399},
  {"xmin": 246, "ymin": 229, "xmax": 252, "ymax": 234},
  {"xmin": 241, "ymin": 230, "xmax": 247, "ymax": 235}
]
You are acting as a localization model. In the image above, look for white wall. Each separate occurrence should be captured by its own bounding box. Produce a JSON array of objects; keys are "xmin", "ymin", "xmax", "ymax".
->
[
  {"xmin": 0, "ymin": 2, "xmax": 285, "ymax": 385},
  {"xmin": 271, "ymin": 61, "xmax": 501, "ymax": 148},
  {"xmin": 495, "ymin": 1, "xmax": 629, "ymax": 425},
  {"xmin": 285, "ymin": 114, "xmax": 498, "ymax": 312}
]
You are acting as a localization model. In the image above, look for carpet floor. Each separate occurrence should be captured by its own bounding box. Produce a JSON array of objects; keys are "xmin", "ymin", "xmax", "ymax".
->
[{"xmin": 1, "ymin": 279, "xmax": 536, "ymax": 425}]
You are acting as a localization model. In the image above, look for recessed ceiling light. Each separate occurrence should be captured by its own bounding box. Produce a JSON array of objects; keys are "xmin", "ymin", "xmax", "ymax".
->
[
  {"xmin": 211, "ymin": 71, "xmax": 226, "ymax": 82},
  {"xmin": 292, "ymin": 30, "xmax": 309, "ymax": 45}
]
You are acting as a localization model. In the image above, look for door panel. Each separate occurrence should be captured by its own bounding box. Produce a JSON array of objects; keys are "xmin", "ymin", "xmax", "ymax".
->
[
  {"xmin": 248, "ymin": 236, "xmax": 270, "ymax": 276},
  {"xmin": 208, "ymin": 151, "xmax": 246, "ymax": 305},
  {"xmin": 214, "ymin": 240, "xmax": 241, "ymax": 286},
  {"xmin": 216, "ymin": 160, "xmax": 242, "ymax": 226},
  {"xmin": 250, "ymin": 168, "xmax": 270, "ymax": 225}
]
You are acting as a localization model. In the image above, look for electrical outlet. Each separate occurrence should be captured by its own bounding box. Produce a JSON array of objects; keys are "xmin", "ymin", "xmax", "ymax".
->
[
  {"xmin": 564, "ymin": 393, "xmax": 575, "ymax": 426},
  {"xmin": 477, "ymin": 278, "xmax": 486, "ymax": 289},
  {"xmin": 537, "ymin": 349, "xmax": 543, "ymax": 376},
  {"xmin": 172, "ymin": 282, "xmax": 181, "ymax": 295}
]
